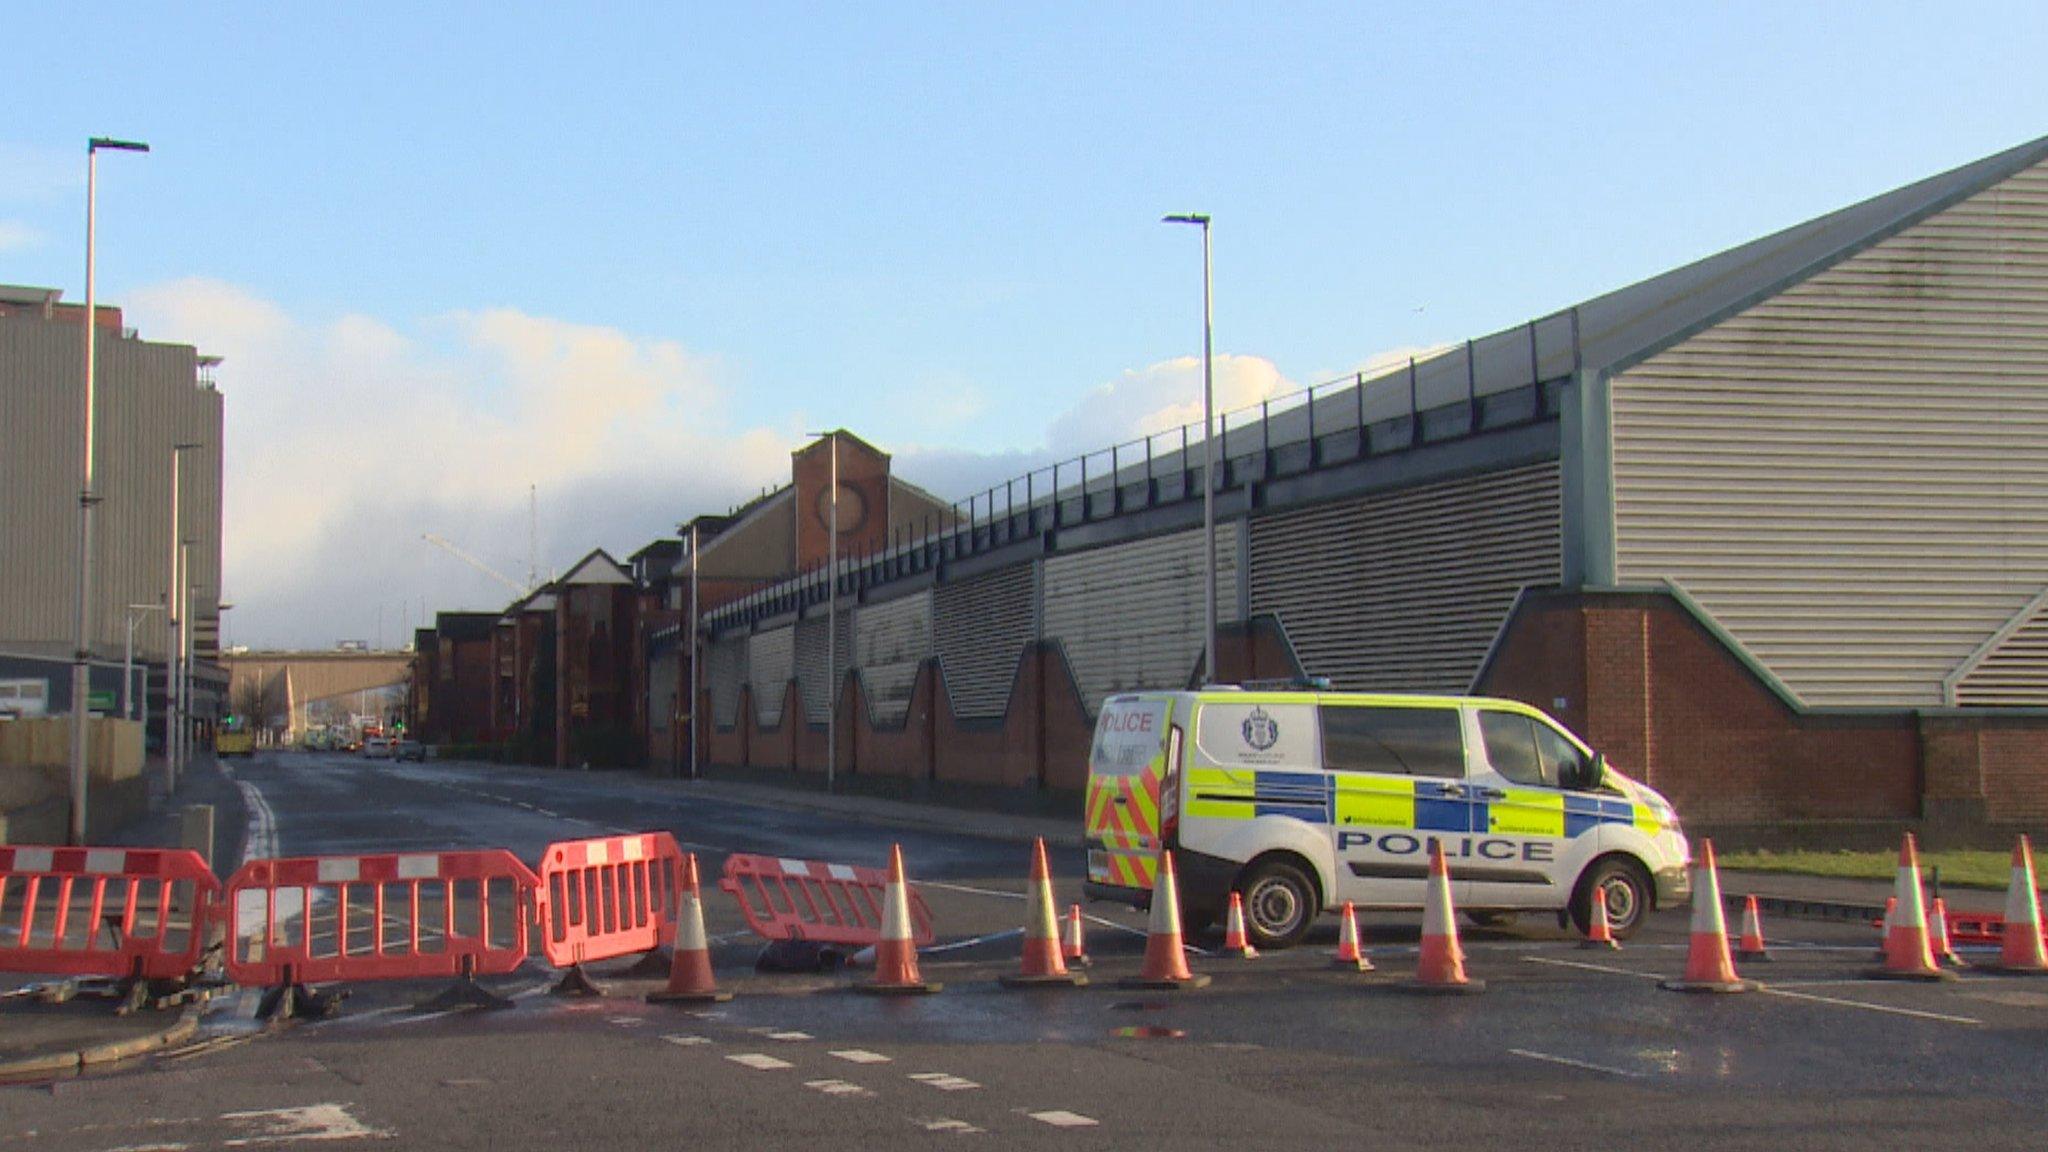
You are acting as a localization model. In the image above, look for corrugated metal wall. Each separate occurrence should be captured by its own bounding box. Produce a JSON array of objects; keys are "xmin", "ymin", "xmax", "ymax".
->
[
  {"xmin": 854, "ymin": 593, "xmax": 931, "ymax": 726},
  {"xmin": 1250, "ymin": 462, "xmax": 1562, "ymax": 691},
  {"xmin": 0, "ymin": 315, "xmax": 224, "ymax": 663},
  {"xmin": 934, "ymin": 564, "xmax": 1035, "ymax": 719},
  {"xmin": 794, "ymin": 612, "xmax": 853, "ymax": 723},
  {"xmin": 1042, "ymin": 523, "xmax": 1243, "ymax": 713},
  {"xmin": 747, "ymin": 628, "xmax": 792, "ymax": 724},
  {"xmin": 1612, "ymin": 158, "xmax": 2048, "ymax": 708},
  {"xmin": 706, "ymin": 635, "xmax": 748, "ymax": 726},
  {"xmin": 1953, "ymin": 591, "xmax": 2048, "ymax": 706}
]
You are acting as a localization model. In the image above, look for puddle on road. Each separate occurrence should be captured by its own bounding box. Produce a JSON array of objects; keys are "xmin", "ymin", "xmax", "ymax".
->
[{"xmin": 1110, "ymin": 1026, "xmax": 1187, "ymax": 1039}]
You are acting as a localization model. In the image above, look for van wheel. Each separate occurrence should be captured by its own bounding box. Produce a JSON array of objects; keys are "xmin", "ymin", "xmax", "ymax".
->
[
  {"xmin": 1237, "ymin": 859, "xmax": 1317, "ymax": 950},
  {"xmin": 1570, "ymin": 857, "xmax": 1652, "ymax": 940}
]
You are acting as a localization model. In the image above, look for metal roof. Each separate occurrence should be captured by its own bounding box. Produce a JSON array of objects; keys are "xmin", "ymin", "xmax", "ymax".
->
[{"xmin": 1401, "ymin": 132, "xmax": 2048, "ymax": 403}]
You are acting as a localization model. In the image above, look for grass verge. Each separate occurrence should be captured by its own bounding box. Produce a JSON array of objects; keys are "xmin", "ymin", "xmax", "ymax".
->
[{"xmin": 1717, "ymin": 849, "xmax": 2014, "ymax": 890}]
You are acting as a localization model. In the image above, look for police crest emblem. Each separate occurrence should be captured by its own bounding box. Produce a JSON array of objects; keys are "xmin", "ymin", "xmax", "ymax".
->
[{"xmin": 1241, "ymin": 706, "xmax": 1280, "ymax": 751}]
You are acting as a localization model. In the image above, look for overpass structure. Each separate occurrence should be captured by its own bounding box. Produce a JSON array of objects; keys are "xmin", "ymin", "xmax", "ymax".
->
[{"xmin": 222, "ymin": 649, "xmax": 414, "ymax": 740}]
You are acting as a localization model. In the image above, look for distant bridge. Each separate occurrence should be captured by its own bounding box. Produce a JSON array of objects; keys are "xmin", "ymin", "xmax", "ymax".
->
[{"xmin": 221, "ymin": 649, "xmax": 413, "ymax": 735}]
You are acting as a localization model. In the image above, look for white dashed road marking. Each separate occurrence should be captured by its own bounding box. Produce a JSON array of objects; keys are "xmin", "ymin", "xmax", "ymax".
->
[
  {"xmin": 805, "ymin": 1079, "xmax": 875, "ymax": 1098},
  {"xmin": 608, "ymin": 1017, "xmax": 644, "ymax": 1027},
  {"xmin": 219, "ymin": 1103, "xmax": 391, "ymax": 1145},
  {"xmin": 1028, "ymin": 1110, "xmax": 1099, "ymax": 1128},
  {"xmin": 727, "ymin": 1053, "xmax": 794, "ymax": 1070},
  {"xmin": 831, "ymin": 1049, "xmax": 892, "ymax": 1064},
  {"xmin": 663, "ymin": 1034, "xmax": 713, "ymax": 1047},
  {"xmin": 1509, "ymin": 1048, "xmax": 1646, "ymax": 1079},
  {"xmin": 908, "ymin": 1073, "xmax": 981, "ymax": 1092},
  {"xmin": 916, "ymin": 1118, "xmax": 984, "ymax": 1134},
  {"xmin": 766, "ymin": 1030, "xmax": 813, "ymax": 1041},
  {"xmin": 1761, "ymin": 987, "xmax": 1981, "ymax": 1025}
]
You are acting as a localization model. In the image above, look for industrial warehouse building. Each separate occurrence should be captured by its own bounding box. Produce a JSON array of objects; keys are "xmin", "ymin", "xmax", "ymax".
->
[
  {"xmin": 0, "ymin": 286, "xmax": 227, "ymax": 733},
  {"xmin": 682, "ymin": 133, "xmax": 2048, "ymax": 837}
]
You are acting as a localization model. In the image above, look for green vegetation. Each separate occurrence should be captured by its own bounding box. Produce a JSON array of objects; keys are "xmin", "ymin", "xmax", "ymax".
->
[{"xmin": 1718, "ymin": 849, "xmax": 2015, "ymax": 890}]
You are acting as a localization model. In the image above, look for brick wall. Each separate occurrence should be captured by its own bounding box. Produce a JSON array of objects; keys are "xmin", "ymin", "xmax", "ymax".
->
[{"xmin": 1478, "ymin": 588, "xmax": 2042, "ymax": 834}]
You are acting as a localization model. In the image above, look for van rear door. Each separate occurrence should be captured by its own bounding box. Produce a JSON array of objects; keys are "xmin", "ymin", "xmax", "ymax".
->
[{"xmin": 1086, "ymin": 696, "xmax": 1173, "ymax": 895}]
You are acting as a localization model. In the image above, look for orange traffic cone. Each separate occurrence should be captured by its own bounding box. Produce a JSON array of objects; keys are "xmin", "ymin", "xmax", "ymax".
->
[
  {"xmin": 1580, "ymin": 890, "xmax": 1620, "ymax": 951},
  {"xmin": 1405, "ymin": 841, "xmax": 1482, "ymax": 993},
  {"xmin": 1735, "ymin": 895, "xmax": 1771, "ymax": 963},
  {"xmin": 1927, "ymin": 896, "xmax": 1964, "ymax": 969},
  {"xmin": 1121, "ymin": 850, "xmax": 1210, "ymax": 990},
  {"xmin": 1001, "ymin": 839, "xmax": 1086, "ymax": 988},
  {"xmin": 1989, "ymin": 835, "xmax": 2048, "ymax": 975},
  {"xmin": 1332, "ymin": 901, "xmax": 1371, "ymax": 971},
  {"xmin": 648, "ymin": 853, "xmax": 732, "ymax": 1004},
  {"xmin": 855, "ymin": 845, "xmax": 941, "ymax": 995},
  {"xmin": 1661, "ymin": 840, "xmax": 1756, "ymax": 993},
  {"xmin": 1865, "ymin": 834, "xmax": 1953, "ymax": 982},
  {"xmin": 1220, "ymin": 891, "xmax": 1258, "ymax": 959},
  {"xmin": 1873, "ymin": 897, "xmax": 1895, "ymax": 960},
  {"xmin": 1062, "ymin": 904, "xmax": 1092, "ymax": 969}
]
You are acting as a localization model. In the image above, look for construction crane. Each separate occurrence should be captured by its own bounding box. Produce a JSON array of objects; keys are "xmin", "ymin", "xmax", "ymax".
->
[{"xmin": 421, "ymin": 533, "xmax": 529, "ymax": 596}]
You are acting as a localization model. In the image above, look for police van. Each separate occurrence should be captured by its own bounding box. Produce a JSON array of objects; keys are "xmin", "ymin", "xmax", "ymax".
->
[{"xmin": 1082, "ymin": 688, "xmax": 1689, "ymax": 948}]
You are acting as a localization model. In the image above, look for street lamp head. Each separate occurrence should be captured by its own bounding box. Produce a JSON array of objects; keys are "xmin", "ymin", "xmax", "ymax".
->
[
  {"xmin": 1161, "ymin": 213, "xmax": 1211, "ymax": 227},
  {"xmin": 89, "ymin": 137, "xmax": 150, "ymax": 154}
]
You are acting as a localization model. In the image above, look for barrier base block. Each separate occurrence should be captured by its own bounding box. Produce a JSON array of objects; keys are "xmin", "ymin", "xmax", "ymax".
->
[
  {"xmin": 1861, "ymin": 966, "xmax": 1958, "ymax": 983},
  {"xmin": 1659, "ymin": 978, "xmax": 1760, "ymax": 994},
  {"xmin": 1735, "ymin": 950, "xmax": 1774, "ymax": 963},
  {"xmin": 1118, "ymin": 974, "xmax": 1211, "ymax": 990},
  {"xmin": 647, "ymin": 987, "xmax": 734, "ymax": 1005},
  {"xmin": 619, "ymin": 949, "xmax": 673, "ymax": 978},
  {"xmin": 549, "ymin": 965, "xmax": 607, "ymax": 998},
  {"xmin": 999, "ymin": 971, "xmax": 1089, "ymax": 989},
  {"xmin": 1580, "ymin": 939, "xmax": 1621, "ymax": 952},
  {"xmin": 256, "ymin": 983, "xmax": 347, "ymax": 1023},
  {"xmin": 414, "ymin": 977, "xmax": 515, "ymax": 1013},
  {"xmin": 854, "ymin": 980, "xmax": 943, "ymax": 996}
]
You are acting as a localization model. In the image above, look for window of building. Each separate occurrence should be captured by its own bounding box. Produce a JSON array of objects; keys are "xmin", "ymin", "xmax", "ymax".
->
[{"xmin": 1319, "ymin": 706, "xmax": 1465, "ymax": 778}]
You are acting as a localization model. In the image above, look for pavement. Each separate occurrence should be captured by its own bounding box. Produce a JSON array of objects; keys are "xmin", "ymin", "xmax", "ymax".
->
[{"xmin": 0, "ymin": 737, "xmax": 2039, "ymax": 1115}]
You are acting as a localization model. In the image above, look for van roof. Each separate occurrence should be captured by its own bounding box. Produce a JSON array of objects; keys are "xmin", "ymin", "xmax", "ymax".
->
[{"xmin": 1102, "ymin": 689, "xmax": 1541, "ymax": 712}]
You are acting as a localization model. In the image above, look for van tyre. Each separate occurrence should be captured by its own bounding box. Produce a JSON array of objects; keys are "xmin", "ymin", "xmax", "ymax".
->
[
  {"xmin": 1237, "ymin": 858, "xmax": 1317, "ymax": 950},
  {"xmin": 1570, "ymin": 857, "xmax": 1652, "ymax": 941}
]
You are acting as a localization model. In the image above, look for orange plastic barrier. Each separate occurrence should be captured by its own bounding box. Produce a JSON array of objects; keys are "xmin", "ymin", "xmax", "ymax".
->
[
  {"xmin": 0, "ymin": 845, "xmax": 219, "ymax": 983},
  {"xmin": 719, "ymin": 854, "xmax": 935, "ymax": 947},
  {"xmin": 1947, "ymin": 910, "xmax": 2048, "ymax": 948},
  {"xmin": 224, "ymin": 850, "xmax": 538, "ymax": 989},
  {"xmin": 538, "ymin": 832, "xmax": 683, "ymax": 968}
]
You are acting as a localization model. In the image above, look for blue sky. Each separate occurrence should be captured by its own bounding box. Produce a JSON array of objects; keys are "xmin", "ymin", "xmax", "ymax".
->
[{"xmin": 6, "ymin": 4, "xmax": 2046, "ymax": 646}]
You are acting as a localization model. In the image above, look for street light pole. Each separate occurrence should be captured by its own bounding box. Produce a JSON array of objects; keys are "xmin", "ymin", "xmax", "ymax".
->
[
  {"xmin": 688, "ymin": 522, "xmax": 700, "ymax": 782},
  {"xmin": 123, "ymin": 604, "xmax": 162, "ymax": 720},
  {"xmin": 69, "ymin": 135, "xmax": 149, "ymax": 846},
  {"xmin": 167, "ymin": 443, "xmax": 198, "ymax": 792},
  {"xmin": 1162, "ymin": 213, "xmax": 1218, "ymax": 686}
]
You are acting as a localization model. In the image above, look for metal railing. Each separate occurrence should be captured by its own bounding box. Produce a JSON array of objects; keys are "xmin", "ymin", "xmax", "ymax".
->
[{"xmin": 706, "ymin": 316, "xmax": 1574, "ymax": 633}]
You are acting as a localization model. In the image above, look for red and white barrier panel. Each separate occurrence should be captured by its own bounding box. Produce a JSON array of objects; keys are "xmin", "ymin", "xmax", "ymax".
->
[
  {"xmin": 224, "ymin": 849, "xmax": 539, "ymax": 992},
  {"xmin": 0, "ymin": 845, "xmax": 219, "ymax": 984},
  {"xmin": 538, "ymin": 832, "xmax": 683, "ymax": 970},
  {"xmin": 719, "ymin": 853, "xmax": 935, "ymax": 948}
]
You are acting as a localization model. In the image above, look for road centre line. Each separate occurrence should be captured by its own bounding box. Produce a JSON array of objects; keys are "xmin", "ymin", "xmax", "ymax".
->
[
  {"xmin": 728, "ymin": 1053, "xmax": 794, "ymax": 1070},
  {"xmin": 908, "ymin": 1072, "xmax": 981, "ymax": 1091},
  {"xmin": 1509, "ymin": 1048, "xmax": 1646, "ymax": 1078},
  {"xmin": 1523, "ymin": 956, "xmax": 1660, "ymax": 979},
  {"xmin": 832, "ymin": 1049, "xmax": 892, "ymax": 1064},
  {"xmin": 806, "ymin": 1079, "xmax": 875, "ymax": 1098},
  {"xmin": 1760, "ymin": 987, "xmax": 1981, "ymax": 1025},
  {"xmin": 1028, "ymin": 1110, "xmax": 1101, "ymax": 1128}
]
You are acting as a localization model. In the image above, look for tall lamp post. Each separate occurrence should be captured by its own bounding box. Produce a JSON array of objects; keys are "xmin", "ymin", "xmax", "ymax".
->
[
  {"xmin": 69, "ymin": 135, "xmax": 149, "ymax": 845},
  {"xmin": 687, "ymin": 521, "xmax": 700, "ymax": 782},
  {"xmin": 1162, "ymin": 213, "xmax": 1217, "ymax": 686},
  {"xmin": 123, "ymin": 603, "xmax": 163, "ymax": 721},
  {"xmin": 167, "ymin": 443, "xmax": 199, "ymax": 792},
  {"xmin": 803, "ymin": 430, "xmax": 839, "ymax": 793}
]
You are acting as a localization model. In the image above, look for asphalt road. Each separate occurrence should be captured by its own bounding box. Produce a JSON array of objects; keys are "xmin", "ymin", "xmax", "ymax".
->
[{"xmin": 6, "ymin": 752, "xmax": 2046, "ymax": 1150}]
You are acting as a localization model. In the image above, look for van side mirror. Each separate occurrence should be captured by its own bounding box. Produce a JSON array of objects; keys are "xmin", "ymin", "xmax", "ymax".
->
[{"xmin": 1578, "ymin": 752, "xmax": 1608, "ymax": 792}]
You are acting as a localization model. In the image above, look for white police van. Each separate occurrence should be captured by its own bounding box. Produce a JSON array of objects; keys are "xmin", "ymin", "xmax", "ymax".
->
[{"xmin": 1082, "ymin": 687, "xmax": 1690, "ymax": 949}]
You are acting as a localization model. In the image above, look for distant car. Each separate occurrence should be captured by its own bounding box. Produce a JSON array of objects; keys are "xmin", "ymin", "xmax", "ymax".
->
[
  {"xmin": 394, "ymin": 739, "xmax": 425, "ymax": 762},
  {"xmin": 362, "ymin": 737, "xmax": 395, "ymax": 759}
]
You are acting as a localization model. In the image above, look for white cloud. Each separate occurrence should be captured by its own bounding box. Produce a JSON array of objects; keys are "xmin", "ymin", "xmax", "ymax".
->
[
  {"xmin": 0, "ymin": 221, "xmax": 41, "ymax": 252},
  {"xmin": 1044, "ymin": 353, "xmax": 1294, "ymax": 457},
  {"xmin": 125, "ymin": 279, "xmax": 788, "ymax": 649}
]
